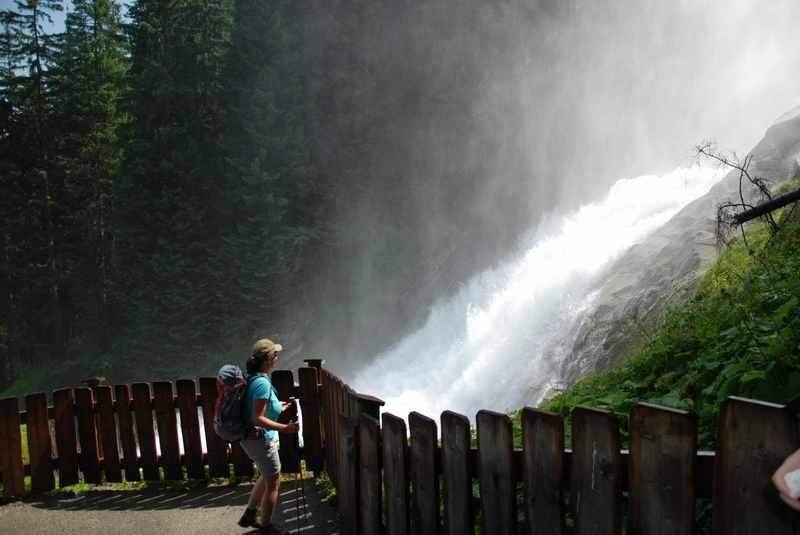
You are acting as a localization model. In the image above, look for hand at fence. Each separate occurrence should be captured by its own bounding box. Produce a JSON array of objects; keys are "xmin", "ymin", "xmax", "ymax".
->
[
  {"xmin": 280, "ymin": 401, "xmax": 292, "ymax": 412},
  {"xmin": 773, "ymin": 448, "xmax": 800, "ymax": 512}
]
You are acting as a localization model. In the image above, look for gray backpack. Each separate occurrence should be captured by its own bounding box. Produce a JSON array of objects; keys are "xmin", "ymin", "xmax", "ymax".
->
[{"xmin": 212, "ymin": 365, "xmax": 254, "ymax": 442}]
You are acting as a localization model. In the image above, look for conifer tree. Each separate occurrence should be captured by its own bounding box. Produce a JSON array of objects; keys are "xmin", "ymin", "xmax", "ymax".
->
[
  {"xmin": 120, "ymin": 0, "xmax": 233, "ymax": 370},
  {"xmin": 0, "ymin": 0, "xmax": 64, "ymax": 381},
  {"xmin": 49, "ymin": 0, "xmax": 128, "ymax": 355},
  {"xmin": 215, "ymin": 0, "xmax": 318, "ymax": 348}
]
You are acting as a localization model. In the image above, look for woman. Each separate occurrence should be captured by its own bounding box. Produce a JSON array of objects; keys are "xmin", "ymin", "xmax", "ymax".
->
[{"xmin": 238, "ymin": 338, "xmax": 300, "ymax": 533}]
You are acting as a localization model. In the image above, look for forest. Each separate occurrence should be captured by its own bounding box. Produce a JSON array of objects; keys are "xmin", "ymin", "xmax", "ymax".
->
[{"xmin": 1, "ymin": 0, "xmax": 592, "ymax": 394}]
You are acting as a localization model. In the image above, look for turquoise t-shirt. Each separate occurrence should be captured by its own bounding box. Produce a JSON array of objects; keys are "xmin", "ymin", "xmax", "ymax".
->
[{"xmin": 244, "ymin": 374, "xmax": 281, "ymax": 442}]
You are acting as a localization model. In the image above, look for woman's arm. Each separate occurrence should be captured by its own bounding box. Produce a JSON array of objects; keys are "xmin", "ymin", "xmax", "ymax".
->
[
  {"xmin": 251, "ymin": 398, "xmax": 299, "ymax": 432},
  {"xmin": 774, "ymin": 448, "xmax": 800, "ymax": 512}
]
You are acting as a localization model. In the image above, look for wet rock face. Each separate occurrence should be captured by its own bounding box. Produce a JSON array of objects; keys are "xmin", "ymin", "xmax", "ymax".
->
[{"xmin": 564, "ymin": 110, "xmax": 800, "ymax": 385}]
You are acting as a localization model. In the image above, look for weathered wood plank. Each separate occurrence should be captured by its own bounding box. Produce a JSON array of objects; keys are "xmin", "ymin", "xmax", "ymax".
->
[
  {"xmin": 337, "ymin": 413, "xmax": 359, "ymax": 535},
  {"xmin": 153, "ymin": 382, "xmax": 181, "ymax": 480},
  {"xmin": 477, "ymin": 410, "xmax": 515, "ymax": 535},
  {"xmin": 74, "ymin": 388, "xmax": 101, "ymax": 484},
  {"xmin": 521, "ymin": 407, "xmax": 564, "ymax": 535},
  {"xmin": 320, "ymin": 371, "xmax": 332, "ymax": 477},
  {"xmin": 409, "ymin": 411, "xmax": 439, "ymax": 535},
  {"xmin": 198, "ymin": 377, "xmax": 229, "ymax": 478},
  {"xmin": 332, "ymin": 376, "xmax": 343, "ymax": 486},
  {"xmin": 299, "ymin": 367, "xmax": 323, "ymax": 472},
  {"xmin": 272, "ymin": 370, "xmax": 300, "ymax": 473},
  {"xmin": 325, "ymin": 371, "xmax": 335, "ymax": 479},
  {"xmin": 713, "ymin": 397, "xmax": 797, "ymax": 535},
  {"xmin": 359, "ymin": 413, "xmax": 382, "ymax": 535},
  {"xmin": 176, "ymin": 380, "xmax": 204, "ymax": 479},
  {"xmin": 0, "ymin": 397, "xmax": 25, "ymax": 496},
  {"xmin": 628, "ymin": 403, "xmax": 695, "ymax": 535},
  {"xmin": 571, "ymin": 406, "xmax": 622, "ymax": 535},
  {"xmin": 53, "ymin": 388, "xmax": 79, "ymax": 486},
  {"xmin": 114, "ymin": 384, "xmax": 139, "ymax": 481},
  {"xmin": 441, "ymin": 410, "xmax": 472, "ymax": 535},
  {"xmin": 94, "ymin": 386, "xmax": 122, "ymax": 483},
  {"xmin": 131, "ymin": 383, "xmax": 159, "ymax": 480},
  {"xmin": 25, "ymin": 392, "xmax": 54, "ymax": 493},
  {"xmin": 383, "ymin": 412, "xmax": 409, "ymax": 535}
]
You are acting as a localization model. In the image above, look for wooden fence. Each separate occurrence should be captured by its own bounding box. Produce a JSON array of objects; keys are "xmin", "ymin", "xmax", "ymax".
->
[
  {"xmin": 1, "ymin": 362, "xmax": 799, "ymax": 535},
  {"xmin": 0, "ymin": 363, "xmax": 325, "ymax": 497},
  {"xmin": 319, "ymin": 368, "xmax": 799, "ymax": 535}
]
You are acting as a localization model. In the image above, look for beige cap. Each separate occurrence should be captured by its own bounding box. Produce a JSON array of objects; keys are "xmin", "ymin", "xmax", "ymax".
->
[{"xmin": 252, "ymin": 338, "xmax": 283, "ymax": 357}]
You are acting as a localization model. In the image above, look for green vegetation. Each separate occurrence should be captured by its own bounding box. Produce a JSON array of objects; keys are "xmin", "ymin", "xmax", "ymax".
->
[{"xmin": 534, "ymin": 191, "xmax": 800, "ymax": 448}]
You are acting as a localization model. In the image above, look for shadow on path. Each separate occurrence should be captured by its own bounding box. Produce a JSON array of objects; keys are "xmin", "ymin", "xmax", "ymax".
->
[
  {"xmin": 4, "ymin": 477, "xmax": 340, "ymax": 534},
  {"xmin": 32, "ymin": 485, "xmax": 252, "ymax": 512}
]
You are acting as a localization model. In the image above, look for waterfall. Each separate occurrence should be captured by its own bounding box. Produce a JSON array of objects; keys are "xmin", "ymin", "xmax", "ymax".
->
[{"xmin": 351, "ymin": 165, "xmax": 726, "ymax": 420}]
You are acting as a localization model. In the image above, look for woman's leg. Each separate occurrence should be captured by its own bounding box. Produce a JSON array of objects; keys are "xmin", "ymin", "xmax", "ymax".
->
[
  {"xmin": 239, "ymin": 474, "xmax": 265, "ymax": 527},
  {"xmin": 248, "ymin": 475, "xmax": 266, "ymax": 508},
  {"xmin": 259, "ymin": 472, "xmax": 281, "ymax": 525}
]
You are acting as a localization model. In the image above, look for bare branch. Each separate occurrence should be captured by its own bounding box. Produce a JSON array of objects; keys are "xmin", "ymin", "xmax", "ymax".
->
[{"xmin": 696, "ymin": 142, "xmax": 778, "ymax": 248}]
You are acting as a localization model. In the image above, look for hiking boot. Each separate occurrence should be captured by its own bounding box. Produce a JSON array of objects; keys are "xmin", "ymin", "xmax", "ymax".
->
[{"xmin": 238, "ymin": 507, "xmax": 258, "ymax": 528}]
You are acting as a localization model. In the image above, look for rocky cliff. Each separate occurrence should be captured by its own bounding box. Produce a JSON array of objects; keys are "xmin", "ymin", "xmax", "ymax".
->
[{"xmin": 563, "ymin": 109, "xmax": 800, "ymax": 385}]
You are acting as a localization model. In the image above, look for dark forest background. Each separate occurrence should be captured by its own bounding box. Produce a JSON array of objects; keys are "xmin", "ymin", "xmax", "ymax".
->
[
  {"xmin": 2, "ymin": 0, "xmax": 577, "ymax": 392},
  {"xmin": 2, "ymin": 0, "xmax": 794, "ymax": 394}
]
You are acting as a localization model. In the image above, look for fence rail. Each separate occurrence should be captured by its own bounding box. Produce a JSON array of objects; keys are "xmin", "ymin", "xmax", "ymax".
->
[{"xmin": 1, "ymin": 362, "xmax": 798, "ymax": 535}]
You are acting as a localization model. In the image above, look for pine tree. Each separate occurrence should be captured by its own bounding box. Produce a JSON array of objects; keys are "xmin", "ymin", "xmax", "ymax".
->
[
  {"xmin": 215, "ymin": 0, "xmax": 319, "ymax": 351},
  {"xmin": 49, "ymin": 0, "xmax": 128, "ymax": 357},
  {"xmin": 119, "ymin": 0, "xmax": 233, "ymax": 372},
  {"xmin": 0, "ymin": 0, "xmax": 64, "ymax": 382}
]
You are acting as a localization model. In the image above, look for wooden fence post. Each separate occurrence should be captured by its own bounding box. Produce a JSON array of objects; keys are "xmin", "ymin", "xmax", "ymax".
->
[
  {"xmin": 521, "ymin": 407, "xmax": 564, "ymax": 535},
  {"xmin": 0, "ymin": 397, "xmax": 25, "ymax": 497},
  {"xmin": 713, "ymin": 397, "xmax": 798, "ymax": 535},
  {"xmin": 338, "ymin": 412, "xmax": 360, "ymax": 535},
  {"xmin": 628, "ymin": 403, "xmax": 696, "ymax": 535},
  {"xmin": 571, "ymin": 406, "xmax": 622, "ymax": 535},
  {"xmin": 273, "ymin": 370, "xmax": 300, "ymax": 473},
  {"xmin": 441, "ymin": 410, "xmax": 473, "ymax": 535},
  {"xmin": 53, "ymin": 388, "xmax": 79, "ymax": 486},
  {"xmin": 74, "ymin": 387, "xmax": 101, "ymax": 484},
  {"xmin": 383, "ymin": 413, "xmax": 410, "ymax": 535},
  {"xmin": 359, "ymin": 413, "xmax": 382, "ymax": 535},
  {"xmin": 131, "ymin": 383, "xmax": 159, "ymax": 480},
  {"xmin": 357, "ymin": 393, "xmax": 385, "ymax": 421},
  {"xmin": 299, "ymin": 367, "xmax": 324, "ymax": 472},
  {"xmin": 477, "ymin": 410, "xmax": 515, "ymax": 535},
  {"xmin": 26, "ymin": 392, "xmax": 55, "ymax": 493},
  {"xmin": 114, "ymin": 384, "xmax": 139, "ymax": 481},
  {"xmin": 198, "ymin": 377, "xmax": 229, "ymax": 478},
  {"xmin": 410, "ymin": 411, "xmax": 439, "ymax": 535},
  {"xmin": 176, "ymin": 379, "xmax": 204, "ymax": 479},
  {"xmin": 153, "ymin": 382, "xmax": 181, "ymax": 480},
  {"xmin": 94, "ymin": 386, "xmax": 122, "ymax": 483},
  {"xmin": 332, "ymin": 376, "xmax": 344, "ymax": 487}
]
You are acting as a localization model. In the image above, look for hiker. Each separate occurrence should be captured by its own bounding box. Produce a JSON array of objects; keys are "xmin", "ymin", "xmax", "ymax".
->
[
  {"xmin": 774, "ymin": 448, "xmax": 800, "ymax": 512},
  {"xmin": 238, "ymin": 338, "xmax": 300, "ymax": 532}
]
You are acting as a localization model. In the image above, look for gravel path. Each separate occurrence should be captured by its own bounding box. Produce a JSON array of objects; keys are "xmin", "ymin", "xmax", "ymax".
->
[{"xmin": 0, "ymin": 476, "xmax": 339, "ymax": 535}]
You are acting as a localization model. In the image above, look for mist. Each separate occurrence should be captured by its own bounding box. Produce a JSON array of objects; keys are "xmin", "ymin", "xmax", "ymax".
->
[{"xmin": 291, "ymin": 0, "xmax": 800, "ymax": 386}]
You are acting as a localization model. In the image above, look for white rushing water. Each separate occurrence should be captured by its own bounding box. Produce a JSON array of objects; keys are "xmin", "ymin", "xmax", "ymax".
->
[{"xmin": 351, "ymin": 165, "xmax": 726, "ymax": 421}]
